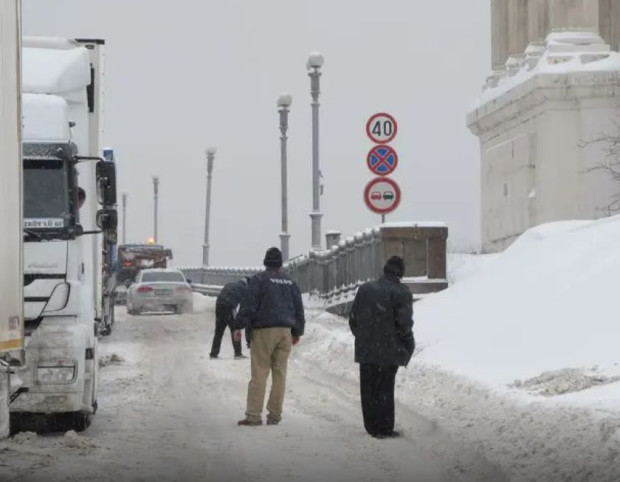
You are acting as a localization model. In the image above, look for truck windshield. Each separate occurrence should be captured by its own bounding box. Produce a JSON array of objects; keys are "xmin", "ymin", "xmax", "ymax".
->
[{"xmin": 23, "ymin": 159, "xmax": 72, "ymax": 230}]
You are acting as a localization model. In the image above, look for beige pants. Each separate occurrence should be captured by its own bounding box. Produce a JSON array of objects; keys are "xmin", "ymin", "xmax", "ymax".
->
[{"xmin": 245, "ymin": 327, "xmax": 292, "ymax": 423}]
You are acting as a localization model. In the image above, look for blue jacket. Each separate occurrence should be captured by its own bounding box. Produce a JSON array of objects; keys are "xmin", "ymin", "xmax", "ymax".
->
[
  {"xmin": 232, "ymin": 268, "xmax": 305, "ymax": 337},
  {"xmin": 216, "ymin": 279, "xmax": 248, "ymax": 310}
]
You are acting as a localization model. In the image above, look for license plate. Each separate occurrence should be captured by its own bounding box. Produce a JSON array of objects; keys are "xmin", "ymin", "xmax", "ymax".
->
[{"xmin": 155, "ymin": 290, "xmax": 172, "ymax": 296}]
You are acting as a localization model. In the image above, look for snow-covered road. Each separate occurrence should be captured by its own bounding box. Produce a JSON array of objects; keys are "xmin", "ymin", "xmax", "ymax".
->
[{"xmin": 0, "ymin": 306, "xmax": 504, "ymax": 482}]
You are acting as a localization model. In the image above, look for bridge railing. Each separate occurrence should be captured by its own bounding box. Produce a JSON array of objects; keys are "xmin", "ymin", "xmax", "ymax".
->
[{"xmin": 180, "ymin": 222, "xmax": 448, "ymax": 314}]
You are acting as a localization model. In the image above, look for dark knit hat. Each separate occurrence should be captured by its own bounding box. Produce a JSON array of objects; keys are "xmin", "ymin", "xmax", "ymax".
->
[
  {"xmin": 263, "ymin": 247, "xmax": 283, "ymax": 268},
  {"xmin": 383, "ymin": 255, "xmax": 405, "ymax": 278}
]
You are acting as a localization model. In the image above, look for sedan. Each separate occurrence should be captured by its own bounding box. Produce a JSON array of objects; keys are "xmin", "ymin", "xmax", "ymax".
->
[{"xmin": 126, "ymin": 269, "xmax": 194, "ymax": 315}]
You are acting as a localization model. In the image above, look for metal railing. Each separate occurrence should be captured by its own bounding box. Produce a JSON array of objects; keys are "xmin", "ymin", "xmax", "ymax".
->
[{"xmin": 182, "ymin": 222, "xmax": 448, "ymax": 311}]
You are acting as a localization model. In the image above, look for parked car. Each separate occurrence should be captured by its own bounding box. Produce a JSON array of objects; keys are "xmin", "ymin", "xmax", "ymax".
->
[{"xmin": 126, "ymin": 268, "xmax": 193, "ymax": 315}]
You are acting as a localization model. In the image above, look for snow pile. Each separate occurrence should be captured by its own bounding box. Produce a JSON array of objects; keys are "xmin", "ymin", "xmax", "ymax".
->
[
  {"xmin": 446, "ymin": 252, "xmax": 499, "ymax": 285},
  {"xmin": 512, "ymin": 368, "xmax": 620, "ymax": 397},
  {"xmin": 62, "ymin": 430, "xmax": 95, "ymax": 450},
  {"xmin": 415, "ymin": 217, "xmax": 620, "ymax": 393},
  {"xmin": 98, "ymin": 353, "xmax": 125, "ymax": 368},
  {"xmin": 193, "ymin": 292, "xmax": 215, "ymax": 313},
  {"xmin": 11, "ymin": 431, "xmax": 38, "ymax": 444},
  {"xmin": 301, "ymin": 216, "xmax": 620, "ymax": 481},
  {"xmin": 474, "ymin": 31, "xmax": 620, "ymax": 108}
]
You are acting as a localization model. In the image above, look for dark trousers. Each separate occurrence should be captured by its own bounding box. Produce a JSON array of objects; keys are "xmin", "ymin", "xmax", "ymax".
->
[
  {"xmin": 210, "ymin": 303, "xmax": 242, "ymax": 357},
  {"xmin": 359, "ymin": 363, "xmax": 398, "ymax": 437},
  {"xmin": 245, "ymin": 327, "xmax": 252, "ymax": 348}
]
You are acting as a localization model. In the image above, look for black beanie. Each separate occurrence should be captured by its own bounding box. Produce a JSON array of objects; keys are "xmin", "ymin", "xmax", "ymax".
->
[
  {"xmin": 263, "ymin": 247, "xmax": 283, "ymax": 268},
  {"xmin": 383, "ymin": 255, "xmax": 405, "ymax": 278}
]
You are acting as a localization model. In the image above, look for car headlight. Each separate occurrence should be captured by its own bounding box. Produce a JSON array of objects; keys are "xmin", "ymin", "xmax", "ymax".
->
[
  {"xmin": 36, "ymin": 360, "xmax": 76, "ymax": 384},
  {"xmin": 43, "ymin": 283, "xmax": 70, "ymax": 312}
]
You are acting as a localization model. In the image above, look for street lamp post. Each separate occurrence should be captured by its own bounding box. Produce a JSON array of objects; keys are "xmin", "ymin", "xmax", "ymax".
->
[
  {"xmin": 121, "ymin": 192, "xmax": 127, "ymax": 244},
  {"xmin": 278, "ymin": 93, "xmax": 292, "ymax": 261},
  {"xmin": 203, "ymin": 147, "xmax": 216, "ymax": 266},
  {"xmin": 307, "ymin": 52, "xmax": 324, "ymax": 251},
  {"xmin": 152, "ymin": 176, "xmax": 159, "ymax": 244}
]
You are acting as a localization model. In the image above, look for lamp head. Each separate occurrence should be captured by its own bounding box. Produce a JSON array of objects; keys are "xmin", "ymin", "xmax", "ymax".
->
[
  {"xmin": 277, "ymin": 93, "xmax": 293, "ymax": 108},
  {"xmin": 307, "ymin": 52, "xmax": 324, "ymax": 69}
]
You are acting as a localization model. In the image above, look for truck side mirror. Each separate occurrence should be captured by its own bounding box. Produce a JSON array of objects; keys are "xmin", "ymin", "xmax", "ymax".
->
[
  {"xmin": 96, "ymin": 208, "xmax": 118, "ymax": 230},
  {"xmin": 96, "ymin": 161, "xmax": 117, "ymax": 206}
]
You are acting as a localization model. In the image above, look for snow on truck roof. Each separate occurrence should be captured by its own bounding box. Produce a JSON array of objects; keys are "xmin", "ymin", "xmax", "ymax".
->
[
  {"xmin": 22, "ymin": 93, "xmax": 71, "ymax": 142},
  {"xmin": 22, "ymin": 45, "xmax": 90, "ymax": 95},
  {"xmin": 23, "ymin": 37, "xmax": 80, "ymax": 50}
]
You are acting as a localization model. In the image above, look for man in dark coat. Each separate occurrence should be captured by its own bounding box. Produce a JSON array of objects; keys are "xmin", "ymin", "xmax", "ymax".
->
[
  {"xmin": 209, "ymin": 277, "xmax": 251, "ymax": 359},
  {"xmin": 233, "ymin": 247, "xmax": 305, "ymax": 426},
  {"xmin": 349, "ymin": 255, "xmax": 415, "ymax": 439}
]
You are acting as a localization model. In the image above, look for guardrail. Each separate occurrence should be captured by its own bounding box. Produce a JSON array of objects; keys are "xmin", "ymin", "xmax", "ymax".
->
[
  {"xmin": 190, "ymin": 283, "xmax": 222, "ymax": 297},
  {"xmin": 181, "ymin": 222, "xmax": 448, "ymax": 314}
]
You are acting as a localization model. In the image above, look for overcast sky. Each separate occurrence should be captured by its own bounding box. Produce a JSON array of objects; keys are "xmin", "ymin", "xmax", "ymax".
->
[{"xmin": 22, "ymin": 0, "xmax": 491, "ymax": 267}]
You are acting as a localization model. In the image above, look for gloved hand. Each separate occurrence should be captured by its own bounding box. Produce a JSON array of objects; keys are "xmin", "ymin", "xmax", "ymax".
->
[
  {"xmin": 292, "ymin": 336, "xmax": 300, "ymax": 346},
  {"xmin": 232, "ymin": 330, "xmax": 242, "ymax": 342}
]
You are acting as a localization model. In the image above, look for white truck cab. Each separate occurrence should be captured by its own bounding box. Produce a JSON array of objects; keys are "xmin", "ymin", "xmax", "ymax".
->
[{"xmin": 11, "ymin": 37, "xmax": 117, "ymax": 431}]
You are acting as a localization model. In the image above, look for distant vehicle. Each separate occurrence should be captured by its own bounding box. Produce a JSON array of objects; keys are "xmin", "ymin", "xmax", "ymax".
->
[
  {"xmin": 114, "ymin": 244, "xmax": 173, "ymax": 304},
  {"xmin": 371, "ymin": 191, "xmax": 382, "ymax": 200},
  {"xmin": 126, "ymin": 269, "xmax": 193, "ymax": 315},
  {"xmin": 383, "ymin": 191, "xmax": 395, "ymax": 200}
]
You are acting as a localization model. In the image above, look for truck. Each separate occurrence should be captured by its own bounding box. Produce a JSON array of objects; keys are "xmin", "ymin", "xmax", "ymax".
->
[
  {"xmin": 11, "ymin": 36, "xmax": 117, "ymax": 431},
  {"xmin": 113, "ymin": 244, "xmax": 173, "ymax": 305},
  {"xmin": 0, "ymin": 0, "xmax": 26, "ymax": 439}
]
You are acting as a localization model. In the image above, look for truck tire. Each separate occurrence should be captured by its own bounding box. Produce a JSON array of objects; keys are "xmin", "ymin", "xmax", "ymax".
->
[{"xmin": 72, "ymin": 411, "xmax": 92, "ymax": 432}]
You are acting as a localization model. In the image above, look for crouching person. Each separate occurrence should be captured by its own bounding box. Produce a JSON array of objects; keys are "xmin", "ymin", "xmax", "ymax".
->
[
  {"xmin": 349, "ymin": 256, "xmax": 415, "ymax": 439},
  {"xmin": 210, "ymin": 277, "xmax": 251, "ymax": 359},
  {"xmin": 233, "ymin": 247, "xmax": 305, "ymax": 427}
]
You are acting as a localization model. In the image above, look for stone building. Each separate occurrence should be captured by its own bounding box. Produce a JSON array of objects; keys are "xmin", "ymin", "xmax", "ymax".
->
[{"xmin": 468, "ymin": 0, "xmax": 620, "ymax": 252}]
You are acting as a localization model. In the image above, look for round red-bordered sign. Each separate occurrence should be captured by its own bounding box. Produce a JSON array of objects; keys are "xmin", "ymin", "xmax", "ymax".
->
[
  {"xmin": 366, "ymin": 145, "xmax": 399, "ymax": 176},
  {"xmin": 364, "ymin": 177, "xmax": 401, "ymax": 214},
  {"xmin": 366, "ymin": 113, "xmax": 398, "ymax": 144}
]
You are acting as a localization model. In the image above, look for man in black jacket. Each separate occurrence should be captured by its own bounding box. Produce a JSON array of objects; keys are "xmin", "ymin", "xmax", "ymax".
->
[
  {"xmin": 209, "ymin": 277, "xmax": 251, "ymax": 359},
  {"xmin": 349, "ymin": 256, "xmax": 415, "ymax": 439},
  {"xmin": 233, "ymin": 247, "xmax": 305, "ymax": 426}
]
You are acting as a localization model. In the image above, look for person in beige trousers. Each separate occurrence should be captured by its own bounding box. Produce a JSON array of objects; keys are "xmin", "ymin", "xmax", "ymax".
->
[{"xmin": 232, "ymin": 247, "xmax": 305, "ymax": 426}]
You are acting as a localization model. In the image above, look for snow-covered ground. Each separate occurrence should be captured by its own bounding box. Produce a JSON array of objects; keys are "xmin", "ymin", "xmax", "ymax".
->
[
  {"xmin": 5, "ymin": 216, "xmax": 620, "ymax": 481},
  {"xmin": 0, "ymin": 293, "xmax": 502, "ymax": 482},
  {"xmin": 300, "ymin": 216, "xmax": 620, "ymax": 482}
]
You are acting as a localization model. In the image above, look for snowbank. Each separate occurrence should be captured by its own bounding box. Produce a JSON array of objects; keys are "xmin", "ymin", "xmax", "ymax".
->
[
  {"xmin": 301, "ymin": 216, "xmax": 620, "ymax": 481},
  {"xmin": 193, "ymin": 292, "xmax": 215, "ymax": 313},
  {"xmin": 446, "ymin": 252, "xmax": 499, "ymax": 285}
]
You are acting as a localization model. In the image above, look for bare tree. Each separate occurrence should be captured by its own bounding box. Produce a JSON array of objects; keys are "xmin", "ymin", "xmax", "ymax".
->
[{"xmin": 580, "ymin": 125, "xmax": 620, "ymax": 215}]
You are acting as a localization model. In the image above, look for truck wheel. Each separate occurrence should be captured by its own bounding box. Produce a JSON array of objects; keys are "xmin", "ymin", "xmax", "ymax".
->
[{"xmin": 72, "ymin": 411, "xmax": 92, "ymax": 432}]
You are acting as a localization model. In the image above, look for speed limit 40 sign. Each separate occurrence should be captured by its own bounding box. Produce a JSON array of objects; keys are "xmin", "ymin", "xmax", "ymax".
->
[{"xmin": 366, "ymin": 113, "xmax": 398, "ymax": 144}]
